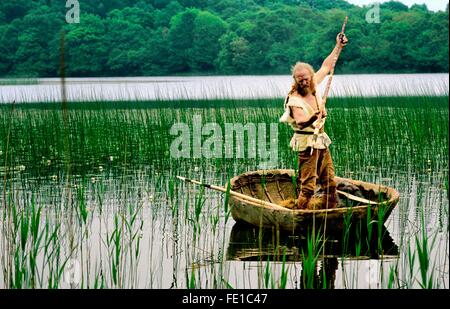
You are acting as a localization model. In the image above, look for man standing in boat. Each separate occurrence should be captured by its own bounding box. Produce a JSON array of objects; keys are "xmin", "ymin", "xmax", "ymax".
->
[{"xmin": 280, "ymin": 32, "xmax": 348, "ymax": 210}]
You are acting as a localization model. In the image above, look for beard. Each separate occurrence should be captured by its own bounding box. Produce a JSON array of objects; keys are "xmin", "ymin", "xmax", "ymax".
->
[{"xmin": 296, "ymin": 83, "xmax": 310, "ymax": 96}]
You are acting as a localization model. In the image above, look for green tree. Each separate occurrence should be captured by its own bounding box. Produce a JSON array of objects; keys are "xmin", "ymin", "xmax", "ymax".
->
[
  {"xmin": 105, "ymin": 20, "xmax": 148, "ymax": 75},
  {"xmin": 266, "ymin": 43, "xmax": 299, "ymax": 73},
  {"xmin": 217, "ymin": 32, "xmax": 252, "ymax": 73},
  {"xmin": 107, "ymin": 6, "xmax": 155, "ymax": 29},
  {"xmin": 152, "ymin": 0, "xmax": 172, "ymax": 9},
  {"xmin": 141, "ymin": 27, "xmax": 172, "ymax": 75},
  {"xmin": 189, "ymin": 11, "xmax": 227, "ymax": 71},
  {"xmin": 14, "ymin": 6, "xmax": 63, "ymax": 76},
  {"xmin": 154, "ymin": 1, "xmax": 183, "ymax": 27},
  {"xmin": 0, "ymin": 0, "xmax": 33, "ymax": 23},
  {"xmin": 408, "ymin": 11, "xmax": 449, "ymax": 72},
  {"xmin": 0, "ymin": 0, "xmax": 448, "ymax": 77},
  {"xmin": 167, "ymin": 8, "xmax": 199, "ymax": 72},
  {"xmin": 104, "ymin": 8, "xmax": 154, "ymax": 75},
  {"xmin": 0, "ymin": 21, "xmax": 21, "ymax": 75},
  {"xmin": 65, "ymin": 14, "xmax": 108, "ymax": 76},
  {"xmin": 380, "ymin": 1, "xmax": 409, "ymax": 12}
]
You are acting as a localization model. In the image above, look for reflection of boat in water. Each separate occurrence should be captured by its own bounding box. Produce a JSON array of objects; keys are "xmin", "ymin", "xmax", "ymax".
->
[
  {"xmin": 227, "ymin": 222, "xmax": 399, "ymax": 289},
  {"xmin": 229, "ymin": 169, "xmax": 400, "ymax": 233},
  {"xmin": 226, "ymin": 221, "xmax": 399, "ymax": 262}
]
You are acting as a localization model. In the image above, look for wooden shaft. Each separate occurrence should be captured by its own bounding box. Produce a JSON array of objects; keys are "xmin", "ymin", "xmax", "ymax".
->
[
  {"xmin": 176, "ymin": 176, "xmax": 287, "ymax": 211},
  {"xmin": 321, "ymin": 16, "xmax": 348, "ymax": 108},
  {"xmin": 337, "ymin": 190, "xmax": 378, "ymax": 205},
  {"xmin": 177, "ymin": 174, "xmax": 378, "ymax": 210},
  {"xmin": 341, "ymin": 16, "xmax": 348, "ymax": 33},
  {"xmin": 310, "ymin": 16, "xmax": 348, "ymax": 153}
]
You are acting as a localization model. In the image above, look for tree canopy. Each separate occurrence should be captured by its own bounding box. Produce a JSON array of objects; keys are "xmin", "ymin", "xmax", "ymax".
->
[{"xmin": 0, "ymin": 0, "xmax": 448, "ymax": 77}]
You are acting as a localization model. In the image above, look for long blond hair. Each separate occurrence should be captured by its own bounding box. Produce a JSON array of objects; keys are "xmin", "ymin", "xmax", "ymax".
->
[{"xmin": 289, "ymin": 62, "xmax": 316, "ymax": 95}]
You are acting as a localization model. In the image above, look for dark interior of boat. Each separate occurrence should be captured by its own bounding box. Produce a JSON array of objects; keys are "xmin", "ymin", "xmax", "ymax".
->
[{"xmin": 231, "ymin": 171, "xmax": 390, "ymax": 208}]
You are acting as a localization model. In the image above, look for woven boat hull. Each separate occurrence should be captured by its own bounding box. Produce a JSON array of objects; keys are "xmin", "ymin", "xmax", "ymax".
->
[{"xmin": 229, "ymin": 169, "xmax": 399, "ymax": 233}]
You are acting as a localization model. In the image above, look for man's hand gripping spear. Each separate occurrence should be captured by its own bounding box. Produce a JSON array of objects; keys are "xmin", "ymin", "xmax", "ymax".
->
[{"xmin": 310, "ymin": 16, "xmax": 348, "ymax": 155}]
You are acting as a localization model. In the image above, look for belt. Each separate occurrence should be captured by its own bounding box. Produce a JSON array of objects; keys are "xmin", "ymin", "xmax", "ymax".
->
[{"xmin": 295, "ymin": 130, "xmax": 314, "ymax": 135}]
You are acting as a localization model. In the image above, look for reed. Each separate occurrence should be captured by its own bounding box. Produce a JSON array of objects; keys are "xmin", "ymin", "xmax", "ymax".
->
[
  {"xmin": 415, "ymin": 208, "xmax": 438, "ymax": 289},
  {"xmin": 278, "ymin": 248, "xmax": 288, "ymax": 289},
  {"xmin": 0, "ymin": 92, "xmax": 447, "ymax": 288},
  {"xmin": 301, "ymin": 229, "xmax": 324, "ymax": 289}
]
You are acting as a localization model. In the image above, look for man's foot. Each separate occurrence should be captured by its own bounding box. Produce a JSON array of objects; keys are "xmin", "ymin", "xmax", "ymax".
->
[
  {"xmin": 297, "ymin": 195, "xmax": 312, "ymax": 209},
  {"xmin": 279, "ymin": 198, "xmax": 296, "ymax": 209},
  {"xmin": 321, "ymin": 192, "xmax": 338, "ymax": 209}
]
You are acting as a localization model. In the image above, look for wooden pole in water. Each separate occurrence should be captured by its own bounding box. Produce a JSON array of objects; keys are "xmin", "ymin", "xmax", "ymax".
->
[
  {"xmin": 321, "ymin": 16, "xmax": 348, "ymax": 106},
  {"xmin": 176, "ymin": 176, "xmax": 288, "ymax": 211},
  {"xmin": 177, "ymin": 176, "xmax": 378, "ymax": 210},
  {"xmin": 311, "ymin": 16, "xmax": 348, "ymax": 155}
]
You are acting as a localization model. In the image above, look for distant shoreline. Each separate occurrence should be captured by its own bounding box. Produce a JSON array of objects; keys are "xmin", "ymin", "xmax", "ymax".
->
[
  {"xmin": 1, "ymin": 74, "xmax": 448, "ymax": 103},
  {"xmin": 1, "ymin": 72, "xmax": 449, "ymax": 85}
]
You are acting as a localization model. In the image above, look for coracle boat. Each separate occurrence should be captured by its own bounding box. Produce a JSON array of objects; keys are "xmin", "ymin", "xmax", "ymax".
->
[{"xmin": 228, "ymin": 169, "xmax": 399, "ymax": 233}]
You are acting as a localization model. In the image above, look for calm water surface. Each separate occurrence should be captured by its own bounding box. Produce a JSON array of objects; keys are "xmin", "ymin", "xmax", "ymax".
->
[
  {"xmin": 1, "ymin": 162, "xmax": 447, "ymax": 288},
  {"xmin": 0, "ymin": 74, "xmax": 448, "ymax": 103},
  {"xmin": 0, "ymin": 99, "xmax": 448, "ymax": 288}
]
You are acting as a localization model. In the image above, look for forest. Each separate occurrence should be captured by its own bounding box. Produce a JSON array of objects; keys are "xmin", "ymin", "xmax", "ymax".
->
[{"xmin": 0, "ymin": 0, "xmax": 448, "ymax": 77}]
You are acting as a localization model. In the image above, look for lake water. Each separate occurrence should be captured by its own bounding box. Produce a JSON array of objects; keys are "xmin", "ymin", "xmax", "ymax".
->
[
  {"xmin": 0, "ymin": 98, "xmax": 448, "ymax": 288},
  {"xmin": 0, "ymin": 73, "xmax": 448, "ymax": 103}
]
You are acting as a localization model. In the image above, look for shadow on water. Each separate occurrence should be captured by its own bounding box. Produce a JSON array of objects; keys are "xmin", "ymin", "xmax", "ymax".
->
[
  {"xmin": 227, "ymin": 222, "xmax": 398, "ymax": 261},
  {"xmin": 226, "ymin": 222, "xmax": 399, "ymax": 289}
]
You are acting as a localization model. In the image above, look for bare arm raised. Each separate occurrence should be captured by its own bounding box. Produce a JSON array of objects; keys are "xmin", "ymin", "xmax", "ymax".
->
[{"xmin": 314, "ymin": 33, "xmax": 349, "ymax": 85}]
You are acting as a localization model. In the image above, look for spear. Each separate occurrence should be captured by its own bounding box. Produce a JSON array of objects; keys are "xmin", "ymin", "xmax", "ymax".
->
[{"xmin": 310, "ymin": 16, "xmax": 348, "ymax": 155}]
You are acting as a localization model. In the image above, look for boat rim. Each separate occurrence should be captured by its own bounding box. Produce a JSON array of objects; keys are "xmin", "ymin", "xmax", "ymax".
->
[{"xmin": 229, "ymin": 169, "xmax": 400, "ymax": 214}]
